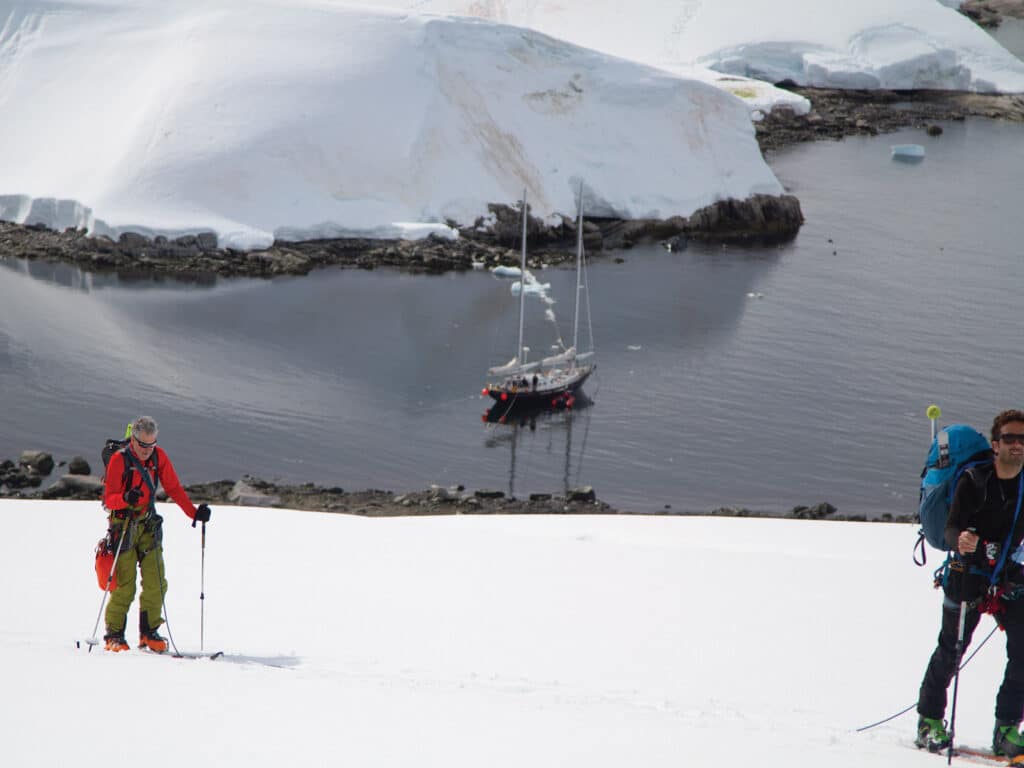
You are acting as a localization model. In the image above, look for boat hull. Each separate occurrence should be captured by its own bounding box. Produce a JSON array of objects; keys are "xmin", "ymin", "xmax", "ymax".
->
[{"xmin": 485, "ymin": 366, "xmax": 593, "ymax": 408}]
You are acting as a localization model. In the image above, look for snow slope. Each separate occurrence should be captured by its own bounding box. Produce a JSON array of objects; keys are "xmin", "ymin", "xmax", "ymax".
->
[
  {"xmin": 0, "ymin": 0, "xmax": 780, "ymax": 249},
  {"xmin": 2, "ymin": 498, "xmax": 1014, "ymax": 767},
  {"xmin": 394, "ymin": 0, "xmax": 1024, "ymax": 94}
]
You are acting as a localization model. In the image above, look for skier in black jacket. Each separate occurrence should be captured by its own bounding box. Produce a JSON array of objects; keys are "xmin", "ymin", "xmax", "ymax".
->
[{"xmin": 916, "ymin": 409, "xmax": 1024, "ymax": 756}]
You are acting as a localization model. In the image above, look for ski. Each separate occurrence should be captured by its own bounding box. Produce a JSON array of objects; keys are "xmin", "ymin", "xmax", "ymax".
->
[
  {"xmin": 75, "ymin": 640, "xmax": 222, "ymax": 659},
  {"xmin": 933, "ymin": 745, "xmax": 1024, "ymax": 766},
  {"xmin": 172, "ymin": 651, "xmax": 224, "ymax": 660},
  {"xmin": 138, "ymin": 647, "xmax": 223, "ymax": 660}
]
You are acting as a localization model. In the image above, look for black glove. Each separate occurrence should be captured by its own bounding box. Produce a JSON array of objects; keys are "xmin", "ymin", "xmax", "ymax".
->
[
  {"xmin": 124, "ymin": 488, "xmax": 141, "ymax": 506},
  {"xmin": 112, "ymin": 508, "xmax": 131, "ymax": 521},
  {"xmin": 194, "ymin": 504, "xmax": 211, "ymax": 523}
]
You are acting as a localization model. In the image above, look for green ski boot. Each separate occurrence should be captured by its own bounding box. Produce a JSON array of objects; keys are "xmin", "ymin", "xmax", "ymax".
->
[
  {"xmin": 915, "ymin": 716, "xmax": 951, "ymax": 752},
  {"xmin": 993, "ymin": 720, "xmax": 1024, "ymax": 758}
]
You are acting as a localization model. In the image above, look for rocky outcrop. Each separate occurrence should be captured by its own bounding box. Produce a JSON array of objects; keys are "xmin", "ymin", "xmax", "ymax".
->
[
  {"xmin": 41, "ymin": 474, "xmax": 104, "ymax": 499},
  {"xmin": 0, "ymin": 192, "xmax": 806, "ymax": 278},
  {"xmin": 685, "ymin": 195, "xmax": 805, "ymax": 244},
  {"xmin": 19, "ymin": 450, "xmax": 54, "ymax": 476},
  {"xmin": 756, "ymin": 86, "xmax": 1024, "ymax": 152},
  {"xmin": 67, "ymin": 456, "xmax": 91, "ymax": 475},
  {"xmin": 960, "ymin": 0, "xmax": 1024, "ymax": 28},
  {"xmin": 228, "ymin": 477, "xmax": 282, "ymax": 507}
]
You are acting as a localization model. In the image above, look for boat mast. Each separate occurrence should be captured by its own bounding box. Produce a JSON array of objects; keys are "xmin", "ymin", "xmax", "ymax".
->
[
  {"xmin": 571, "ymin": 181, "xmax": 583, "ymax": 357},
  {"xmin": 516, "ymin": 189, "xmax": 528, "ymax": 366}
]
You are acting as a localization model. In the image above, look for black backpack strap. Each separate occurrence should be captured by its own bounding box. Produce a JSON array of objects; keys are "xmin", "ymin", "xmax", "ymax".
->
[
  {"xmin": 119, "ymin": 446, "xmax": 133, "ymax": 491},
  {"xmin": 123, "ymin": 449, "xmax": 159, "ymax": 513},
  {"xmin": 964, "ymin": 463, "xmax": 992, "ymax": 498},
  {"xmin": 914, "ymin": 531, "xmax": 928, "ymax": 567}
]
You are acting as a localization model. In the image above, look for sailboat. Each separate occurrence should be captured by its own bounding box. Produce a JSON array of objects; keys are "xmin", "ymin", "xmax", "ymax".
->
[{"xmin": 482, "ymin": 185, "xmax": 595, "ymax": 410}]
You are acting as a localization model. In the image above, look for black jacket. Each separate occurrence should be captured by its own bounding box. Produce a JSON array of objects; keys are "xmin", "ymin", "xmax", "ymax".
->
[{"xmin": 944, "ymin": 465, "xmax": 1024, "ymax": 600}]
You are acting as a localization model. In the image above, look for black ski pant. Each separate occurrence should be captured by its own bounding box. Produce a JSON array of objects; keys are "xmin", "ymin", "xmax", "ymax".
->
[{"xmin": 918, "ymin": 596, "xmax": 1024, "ymax": 723}]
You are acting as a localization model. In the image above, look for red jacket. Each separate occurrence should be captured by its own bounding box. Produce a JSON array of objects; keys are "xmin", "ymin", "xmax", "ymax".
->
[{"xmin": 103, "ymin": 446, "xmax": 197, "ymax": 520}]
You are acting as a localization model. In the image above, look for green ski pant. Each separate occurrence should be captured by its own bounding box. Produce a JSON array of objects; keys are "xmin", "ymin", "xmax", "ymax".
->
[{"xmin": 104, "ymin": 523, "xmax": 167, "ymax": 634}]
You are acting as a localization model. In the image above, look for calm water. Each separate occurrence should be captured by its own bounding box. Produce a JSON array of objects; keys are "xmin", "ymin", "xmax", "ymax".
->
[
  {"xmin": 990, "ymin": 18, "xmax": 1024, "ymax": 60},
  {"xmin": 1, "ymin": 118, "xmax": 1022, "ymax": 515}
]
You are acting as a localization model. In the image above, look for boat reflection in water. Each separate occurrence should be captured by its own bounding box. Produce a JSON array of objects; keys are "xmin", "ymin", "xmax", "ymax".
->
[{"xmin": 482, "ymin": 396, "xmax": 593, "ymax": 500}]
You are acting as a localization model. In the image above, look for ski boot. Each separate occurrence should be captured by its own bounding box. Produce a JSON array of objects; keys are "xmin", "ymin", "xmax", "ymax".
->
[
  {"xmin": 103, "ymin": 630, "xmax": 129, "ymax": 653},
  {"xmin": 138, "ymin": 611, "xmax": 168, "ymax": 653},
  {"xmin": 994, "ymin": 719, "xmax": 1024, "ymax": 758},
  {"xmin": 915, "ymin": 716, "xmax": 951, "ymax": 752}
]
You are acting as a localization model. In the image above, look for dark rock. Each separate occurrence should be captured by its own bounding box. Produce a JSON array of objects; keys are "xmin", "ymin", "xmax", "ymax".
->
[
  {"xmin": 529, "ymin": 493, "xmax": 552, "ymax": 502},
  {"xmin": 19, "ymin": 450, "xmax": 54, "ymax": 476},
  {"xmin": 3, "ymin": 469, "xmax": 42, "ymax": 488},
  {"xmin": 959, "ymin": 0, "xmax": 1021, "ymax": 27},
  {"xmin": 710, "ymin": 506, "xmax": 754, "ymax": 517},
  {"xmin": 791, "ymin": 502, "xmax": 837, "ymax": 520},
  {"xmin": 118, "ymin": 232, "xmax": 150, "ymax": 247},
  {"xmin": 567, "ymin": 486, "xmax": 596, "ymax": 503},
  {"xmin": 926, "ymin": 124, "xmax": 944, "ymax": 136},
  {"xmin": 68, "ymin": 456, "xmax": 91, "ymax": 475},
  {"xmin": 686, "ymin": 194, "xmax": 804, "ymax": 244},
  {"xmin": 196, "ymin": 232, "xmax": 219, "ymax": 251},
  {"xmin": 475, "ymin": 489, "xmax": 505, "ymax": 499},
  {"xmin": 42, "ymin": 474, "xmax": 104, "ymax": 499}
]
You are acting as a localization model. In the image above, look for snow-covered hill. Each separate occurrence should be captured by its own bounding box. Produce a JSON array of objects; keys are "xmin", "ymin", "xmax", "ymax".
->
[
  {"xmin": 0, "ymin": 0, "xmax": 781, "ymax": 249},
  {"xmin": 2, "ymin": 498, "xmax": 1009, "ymax": 767},
  {"xmin": 392, "ymin": 0, "xmax": 1024, "ymax": 94}
]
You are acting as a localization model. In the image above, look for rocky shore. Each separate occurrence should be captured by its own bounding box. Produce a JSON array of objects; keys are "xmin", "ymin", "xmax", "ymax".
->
[
  {"xmin": 960, "ymin": 0, "xmax": 1024, "ymax": 28},
  {"xmin": 0, "ymin": 191, "xmax": 803, "ymax": 279},
  {"xmin": 1, "ymin": 448, "xmax": 913, "ymax": 523},
  {"xmin": 756, "ymin": 86, "xmax": 1024, "ymax": 153}
]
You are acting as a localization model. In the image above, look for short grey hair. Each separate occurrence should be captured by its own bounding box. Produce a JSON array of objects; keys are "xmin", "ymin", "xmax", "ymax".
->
[{"xmin": 132, "ymin": 415, "xmax": 158, "ymax": 437}]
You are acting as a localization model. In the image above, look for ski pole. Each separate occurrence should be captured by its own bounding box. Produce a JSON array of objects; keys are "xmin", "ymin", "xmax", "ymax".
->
[
  {"xmin": 200, "ymin": 521, "xmax": 207, "ymax": 653},
  {"xmin": 87, "ymin": 516, "xmax": 130, "ymax": 651},
  {"xmin": 192, "ymin": 513, "xmax": 207, "ymax": 652},
  {"xmin": 948, "ymin": 527, "xmax": 976, "ymax": 765}
]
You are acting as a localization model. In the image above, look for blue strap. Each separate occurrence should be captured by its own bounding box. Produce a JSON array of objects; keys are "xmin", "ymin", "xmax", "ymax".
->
[{"xmin": 987, "ymin": 473, "xmax": 1024, "ymax": 586}]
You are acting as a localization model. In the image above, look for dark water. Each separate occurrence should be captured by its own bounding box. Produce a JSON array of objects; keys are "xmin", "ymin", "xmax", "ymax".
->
[
  {"xmin": 990, "ymin": 18, "xmax": 1024, "ymax": 61},
  {"xmin": 1, "ymin": 118, "xmax": 1022, "ymax": 515}
]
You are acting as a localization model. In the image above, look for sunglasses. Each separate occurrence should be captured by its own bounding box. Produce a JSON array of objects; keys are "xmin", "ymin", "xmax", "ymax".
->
[
  {"xmin": 998, "ymin": 434, "xmax": 1024, "ymax": 445},
  {"xmin": 133, "ymin": 435, "xmax": 158, "ymax": 448}
]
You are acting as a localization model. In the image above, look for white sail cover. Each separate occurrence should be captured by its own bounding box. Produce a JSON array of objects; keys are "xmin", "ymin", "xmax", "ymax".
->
[
  {"xmin": 540, "ymin": 347, "xmax": 577, "ymax": 368},
  {"xmin": 487, "ymin": 358, "xmax": 541, "ymax": 377}
]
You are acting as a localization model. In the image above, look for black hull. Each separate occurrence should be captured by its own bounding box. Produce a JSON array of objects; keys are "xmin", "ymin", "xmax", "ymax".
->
[{"xmin": 485, "ymin": 367, "xmax": 592, "ymax": 407}]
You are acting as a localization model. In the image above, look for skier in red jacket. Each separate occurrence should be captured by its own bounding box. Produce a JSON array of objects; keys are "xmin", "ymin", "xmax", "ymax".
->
[{"xmin": 102, "ymin": 415, "xmax": 211, "ymax": 652}]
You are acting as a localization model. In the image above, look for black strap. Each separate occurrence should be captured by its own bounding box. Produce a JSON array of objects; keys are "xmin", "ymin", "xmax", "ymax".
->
[
  {"xmin": 123, "ymin": 448, "xmax": 159, "ymax": 513},
  {"xmin": 914, "ymin": 531, "xmax": 928, "ymax": 567}
]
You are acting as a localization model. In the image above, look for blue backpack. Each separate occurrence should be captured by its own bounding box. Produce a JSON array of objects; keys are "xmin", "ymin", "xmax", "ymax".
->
[{"xmin": 915, "ymin": 424, "xmax": 992, "ymax": 564}]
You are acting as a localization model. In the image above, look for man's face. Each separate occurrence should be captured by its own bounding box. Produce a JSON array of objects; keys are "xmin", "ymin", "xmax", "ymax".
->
[
  {"xmin": 131, "ymin": 430, "xmax": 157, "ymax": 460},
  {"xmin": 994, "ymin": 421, "xmax": 1024, "ymax": 467}
]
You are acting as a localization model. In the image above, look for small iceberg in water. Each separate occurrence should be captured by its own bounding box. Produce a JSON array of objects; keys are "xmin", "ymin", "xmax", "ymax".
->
[
  {"xmin": 891, "ymin": 144, "xmax": 925, "ymax": 162},
  {"xmin": 511, "ymin": 279, "xmax": 551, "ymax": 296},
  {"xmin": 491, "ymin": 265, "xmax": 522, "ymax": 278}
]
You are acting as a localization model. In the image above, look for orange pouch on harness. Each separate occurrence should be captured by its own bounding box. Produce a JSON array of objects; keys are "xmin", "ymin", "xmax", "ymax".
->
[{"xmin": 95, "ymin": 539, "xmax": 118, "ymax": 591}]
